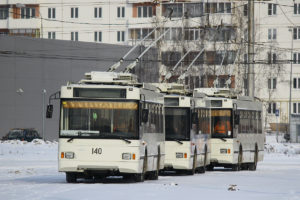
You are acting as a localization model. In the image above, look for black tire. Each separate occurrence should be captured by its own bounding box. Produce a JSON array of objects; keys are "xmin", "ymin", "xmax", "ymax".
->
[
  {"xmin": 206, "ymin": 165, "xmax": 214, "ymax": 171},
  {"xmin": 187, "ymin": 150, "xmax": 197, "ymax": 175},
  {"xmin": 249, "ymin": 146, "xmax": 258, "ymax": 171},
  {"xmin": 134, "ymin": 152, "xmax": 147, "ymax": 182},
  {"xmin": 66, "ymin": 172, "xmax": 77, "ymax": 183}
]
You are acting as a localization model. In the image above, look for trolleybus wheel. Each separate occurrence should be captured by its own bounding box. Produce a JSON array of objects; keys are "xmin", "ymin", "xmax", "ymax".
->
[
  {"xmin": 66, "ymin": 172, "xmax": 77, "ymax": 183},
  {"xmin": 249, "ymin": 146, "xmax": 258, "ymax": 171}
]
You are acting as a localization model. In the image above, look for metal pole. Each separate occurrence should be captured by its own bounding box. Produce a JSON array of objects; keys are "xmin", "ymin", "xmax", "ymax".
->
[
  {"xmin": 247, "ymin": 0, "xmax": 255, "ymax": 97},
  {"xmin": 42, "ymin": 89, "xmax": 46, "ymax": 140},
  {"xmin": 288, "ymin": 29, "xmax": 293, "ymax": 141}
]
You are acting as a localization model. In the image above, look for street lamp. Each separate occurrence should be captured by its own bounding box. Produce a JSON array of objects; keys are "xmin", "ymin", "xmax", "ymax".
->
[
  {"xmin": 42, "ymin": 89, "xmax": 46, "ymax": 140},
  {"xmin": 16, "ymin": 3, "xmax": 43, "ymax": 38},
  {"xmin": 288, "ymin": 28, "xmax": 294, "ymax": 140}
]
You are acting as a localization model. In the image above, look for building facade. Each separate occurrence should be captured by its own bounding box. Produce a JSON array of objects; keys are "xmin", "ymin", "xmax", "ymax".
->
[{"xmin": 1, "ymin": 0, "xmax": 300, "ymax": 133}]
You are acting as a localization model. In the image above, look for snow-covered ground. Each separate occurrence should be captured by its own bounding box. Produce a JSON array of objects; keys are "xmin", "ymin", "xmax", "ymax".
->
[{"xmin": 0, "ymin": 135, "xmax": 300, "ymax": 200}]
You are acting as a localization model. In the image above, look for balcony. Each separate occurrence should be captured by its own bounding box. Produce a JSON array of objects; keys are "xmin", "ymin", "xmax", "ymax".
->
[{"xmin": 7, "ymin": 17, "xmax": 40, "ymax": 29}]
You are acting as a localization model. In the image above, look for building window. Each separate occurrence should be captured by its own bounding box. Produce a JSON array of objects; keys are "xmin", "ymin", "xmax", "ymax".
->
[
  {"xmin": 268, "ymin": 3, "xmax": 277, "ymax": 15},
  {"xmin": 130, "ymin": 28, "xmax": 154, "ymax": 40},
  {"xmin": 94, "ymin": 7, "xmax": 102, "ymax": 18},
  {"xmin": 117, "ymin": 7, "xmax": 125, "ymax": 18},
  {"xmin": 21, "ymin": 7, "xmax": 36, "ymax": 19},
  {"xmin": 117, "ymin": 31, "xmax": 125, "ymax": 42},
  {"xmin": 268, "ymin": 78, "xmax": 277, "ymax": 89},
  {"xmin": 267, "ymin": 52, "xmax": 277, "ymax": 64},
  {"xmin": 185, "ymin": 3, "xmax": 203, "ymax": 17},
  {"xmin": 0, "ymin": 7, "xmax": 9, "ymax": 19},
  {"xmin": 293, "ymin": 28, "xmax": 300, "ymax": 40},
  {"xmin": 71, "ymin": 32, "xmax": 78, "ymax": 41},
  {"xmin": 48, "ymin": 8, "xmax": 56, "ymax": 19},
  {"xmin": 293, "ymin": 53, "xmax": 300, "ymax": 64},
  {"xmin": 48, "ymin": 32, "xmax": 56, "ymax": 39},
  {"xmin": 243, "ymin": 4, "xmax": 248, "ymax": 16},
  {"xmin": 268, "ymin": 102, "xmax": 277, "ymax": 114},
  {"xmin": 94, "ymin": 31, "xmax": 102, "ymax": 42},
  {"xmin": 71, "ymin": 7, "xmax": 78, "ymax": 18},
  {"xmin": 268, "ymin": 28, "xmax": 277, "ymax": 40},
  {"xmin": 137, "ymin": 6, "xmax": 153, "ymax": 18},
  {"xmin": 163, "ymin": 4, "xmax": 183, "ymax": 18},
  {"xmin": 294, "ymin": 4, "xmax": 300, "ymax": 14},
  {"xmin": 293, "ymin": 78, "xmax": 300, "ymax": 89},
  {"xmin": 293, "ymin": 103, "xmax": 300, "ymax": 114}
]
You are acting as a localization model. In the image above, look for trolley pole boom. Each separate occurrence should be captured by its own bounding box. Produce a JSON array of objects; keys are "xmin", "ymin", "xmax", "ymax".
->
[
  {"xmin": 164, "ymin": 49, "xmax": 192, "ymax": 82},
  {"xmin": 123, "ymin": 28, "xmax": 170, "ymax": 73},
  {"xmin": 177, "ymin": 48, "xmax": 205, "ymax": 82},
  {"xmin": 107, "ymin": 28, "xmax": 157, "ymax": 72}
]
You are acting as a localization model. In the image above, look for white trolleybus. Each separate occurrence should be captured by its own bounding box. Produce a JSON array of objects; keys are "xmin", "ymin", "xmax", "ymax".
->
[
  {"xmin": 47, "ymin": 72, "xmax": 165, "ymax": 182},
  {"xmin": 154, "ymin": 84, "xmax": 210, "ymax": 174},
  {"xmin": 193, "ymin": 88, "xmax": 264, "ymax": 171}
]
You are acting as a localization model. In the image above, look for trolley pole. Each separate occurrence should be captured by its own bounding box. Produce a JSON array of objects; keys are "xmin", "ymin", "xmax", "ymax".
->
[{"xmin": 247, "ymin": 0, "xmax": 255, "ymax": 97}]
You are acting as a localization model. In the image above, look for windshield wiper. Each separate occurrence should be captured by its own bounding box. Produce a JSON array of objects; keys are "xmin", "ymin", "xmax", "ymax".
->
[
  {"xmin": 119, "ymin": 137, "xmax": 131, "ymax": 144},
  {"xmin": 219, "ymin": 138, "xmax": 227, "ymax": 142},
  {"xmin": 171, "ymin": 138, "xmax": 183, "ymax": 145},
  {"xmin": 67, "ymin": 137, "xmax": 75, "ymax": 142}
]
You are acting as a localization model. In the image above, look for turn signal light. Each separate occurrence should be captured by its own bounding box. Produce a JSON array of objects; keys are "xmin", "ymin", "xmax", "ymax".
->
[
  {"xmin": 227, "ymin": 149, "xmax": 231, "ymax": 154},
  {"xmin": 61, "ymin": 152, "xmax": 64, "ymax": 159},
  {"xmin": 184, "ymin": 153, "xmax": 187, "ymax": 158},
  {"xmin": 132, "ymin": 153, "xmax": 136, "ymax": 160}
]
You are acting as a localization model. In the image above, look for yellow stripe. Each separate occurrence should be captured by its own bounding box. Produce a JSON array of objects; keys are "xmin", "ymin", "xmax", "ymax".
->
[{"xmin": 62, "ymin": 101, "xmax": 138, "ymax": 110}]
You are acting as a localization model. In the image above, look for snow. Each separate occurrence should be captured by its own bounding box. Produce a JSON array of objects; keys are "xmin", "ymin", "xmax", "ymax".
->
[{"xmin": 0, "ymin": 136, "xmax": 300, "ymax": 200}]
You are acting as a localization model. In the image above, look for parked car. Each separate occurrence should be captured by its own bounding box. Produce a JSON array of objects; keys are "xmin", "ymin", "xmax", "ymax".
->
[{"xmin": 2, "ymin": 128, "xmax": 42, "ymax": 142}]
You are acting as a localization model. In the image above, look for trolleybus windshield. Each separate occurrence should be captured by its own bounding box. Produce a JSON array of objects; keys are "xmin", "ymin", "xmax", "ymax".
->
[
  {"xmin": 211, "ymin": 109, "xmax": 233, "ymax": 138},
  {"xmin": 59, "ymin": 100, "xmax": 139, "ymax": 139},
  {"xmin": 165, "ymin": 108, "xmax": 190, "ymax": 141}
]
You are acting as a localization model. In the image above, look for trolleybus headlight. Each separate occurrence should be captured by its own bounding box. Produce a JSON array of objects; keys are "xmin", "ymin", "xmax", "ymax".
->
[
  {"xmin": 176, "ymin": 153, "xmax": 183, "ymax": 158},
  {"xmin": 220, "ymin": 149, "xmax": 231, "ymax": 154},
  {"xmin": 65, "ymin": 152, "xmax": 75, "ymax": 159},
  {"xmin": 122, "ymin": 153, "xmax": 132, "ymax": 160}
]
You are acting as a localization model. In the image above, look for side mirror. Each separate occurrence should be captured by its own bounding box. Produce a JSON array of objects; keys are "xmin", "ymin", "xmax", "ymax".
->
[
  {"xmin": 234, "ymin": 114, "xmax": 240, "ymax": 125},
  {"xmin": 192, "ymin": 112, "xmax": 198, "ymax": 124},
  {"xmin": 46, "ymin": 105, "xmax": 53, "ymax": 118},
  {"xmin": 141, "ymin": 109, "xmax": 149, "ymax": 123}
]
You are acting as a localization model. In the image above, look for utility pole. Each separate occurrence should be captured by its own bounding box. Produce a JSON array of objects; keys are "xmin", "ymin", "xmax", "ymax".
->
[{"xmin": 247, "ymin": 0, "xmax": 255, "ymax": 97}]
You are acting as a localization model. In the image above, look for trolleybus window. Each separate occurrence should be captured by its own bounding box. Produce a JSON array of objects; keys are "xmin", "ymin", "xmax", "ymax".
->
[
  {"xmin": 60, "ymin": 100, "xmax": 138, "ymax": 139},
  {"xmin": 211, "ymin": 109, "xmax": 233, "ymax": 138},
  {"xmin": 165, "ymin": 108, "xmax": 190, "ymax": 140}
]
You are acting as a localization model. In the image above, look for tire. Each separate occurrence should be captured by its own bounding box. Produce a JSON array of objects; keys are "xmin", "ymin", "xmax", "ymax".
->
[
  {"xmin": 206, "ymin": 165, "xmax": 214, "ymax": 171},
  {"xmin": 66, "ymin": 172, "xmax": 77, "ymax": 183},
  {"xmin": 249, "ymin": 146, "xmax": 258, "ymax": 171},
  {"xmin": 187, "ymin": 150, "xmax": 197, "ymax": 175},
  {"xmin": 134, "ymin": 152, "xmax": 147, "ymax": 182}
]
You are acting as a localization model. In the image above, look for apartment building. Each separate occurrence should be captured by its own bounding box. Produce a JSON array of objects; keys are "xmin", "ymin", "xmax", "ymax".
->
[{"xmin": 0, "ymin": 0, "xmax": 299, "ymax": 133}]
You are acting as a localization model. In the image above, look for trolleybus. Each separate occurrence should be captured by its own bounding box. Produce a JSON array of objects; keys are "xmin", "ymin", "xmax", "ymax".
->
[
  {"xmin": 154, "ymin": 84, "xmax": 210, "ymax": 174},
  {"xmin": 193, "ymin": 88, "xmax": 264, "ymax": 171},
  {"xmin": 47, "ymin": 71, "xmax": 165, "ymax": 182}
]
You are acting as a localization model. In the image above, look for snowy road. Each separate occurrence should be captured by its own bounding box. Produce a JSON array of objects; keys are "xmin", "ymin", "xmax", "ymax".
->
[{"xmin": 0, "ymin": 139, "xmax": 300, "ymax": 200}]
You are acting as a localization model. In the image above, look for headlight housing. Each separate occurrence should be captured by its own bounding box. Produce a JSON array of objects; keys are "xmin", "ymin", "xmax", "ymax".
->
[
  {"xmin": 122, "ymin": 153, "xmax": 131, "ymax": 160},
  {"xmin": 176, "ymin": 152, "xmax": 183, "ymax": 158},
  {"xmin": 65, "ymin": 152, "xmax": 75, "ymax": 159}
]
